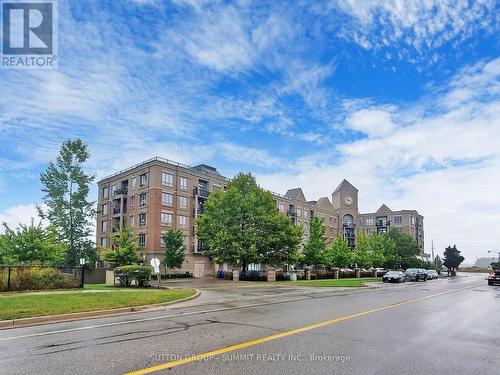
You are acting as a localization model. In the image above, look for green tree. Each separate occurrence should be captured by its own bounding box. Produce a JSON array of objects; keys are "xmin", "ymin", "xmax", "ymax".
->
[
  {"xmin": 196, "ymin": 173, "xmax": 301, "ymax": 271},
  {"xmin": 323, "ymin": 237, "xmax": 352, "ymax": 268},
  {"xmin": 162, "ymin": 230, "xmax": 186, "ymax": 273},
  {"xmin": 434, "ymin": 255, "xmax": 443, "ymax": 270},
  {"xmin": 353, "ymin": 234, "xmax": 372, "ymax": 268},
  {"xmin": 102, "ymin": 227, "xmax": 141, "ymax": 267},
  {"xmin": 386, "ymin": 229, "xmax": 420, "ymax": 269},
  {"xmin": 443, "ymin": 245, "xmax": 464, "ymax": 276},
  {"xmin": 38, "ymin": 139, "xmax": 96, "ymax": 266},
  {"xmin": 368, "ymin": 234, "xmax": 388, "ymax": 268},
  {"xmin": 302, "ymin": 217, "xmax": 326, "ymax": 267},
  {"xmin": 0, "ymin": 220, "xmax": 65, "ymax": 265}
]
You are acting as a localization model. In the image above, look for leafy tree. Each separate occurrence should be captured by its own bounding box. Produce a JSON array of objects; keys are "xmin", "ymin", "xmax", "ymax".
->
[
  {"xmin": 367, "ymin": 233, "xmax": 387, "ymax": 268},
  {"xmin": 196, "ymin": 173, "xmax": 301, "ymax": 271},
  {"xmin": 353, "ymin": 234, "xmax": 372, "ymax": 268},
  {"xmin": 0, "ymin": 220, "xmax": 65, "ymax": 265},
  {"xmin": 434, "ymin": 255, "xmax": 443, "ymax": 270},
  {"xmin": 162, "ymin": 230, "xmax": 186, "ymax": 273},
  {"xmin": 323, "ymin": 237, "xmax": 352, "ymax": 268},
  {"xmin": 443, "ymin": 245, "xmax": 464, "ymax": 276},
  {"xmin": 386, "ymin": 229, "xmax": 420, "ymax": 269},
  {"xmin": 38, "ymin": 139, "xmax": 96, "ymax": 266},
  {"xmin": 302, "ymin": 217, "xmax": 326, "ymax": 267},
  {"xmin": 102, "ymin": 227, "xmax": 141, "ymax": 267}
]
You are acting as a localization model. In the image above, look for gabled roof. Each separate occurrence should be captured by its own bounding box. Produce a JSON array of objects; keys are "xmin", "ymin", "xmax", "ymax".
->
[
  {"xmin": 376, "ymin": 204, "xmax": 392, "ymax": 214},
  {"xmin": 284, "ymin": 188, "xmax": 306, "ymax": 202},
  {"xmin": 333, "ymin": 179, "xmax": 358, "ymax": 194},
  {"xmin": 315, "ymin": 197, "xmax": 334, "ymax": 210},
  {"xmin": 190, "ymin": 164, "xmax": 222, "ymax": 177}
]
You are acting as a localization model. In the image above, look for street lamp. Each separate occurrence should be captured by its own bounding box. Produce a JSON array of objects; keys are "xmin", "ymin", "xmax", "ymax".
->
[{"xmin": 488, "ymin": 251, "xmax": 500, "ymax": 262}]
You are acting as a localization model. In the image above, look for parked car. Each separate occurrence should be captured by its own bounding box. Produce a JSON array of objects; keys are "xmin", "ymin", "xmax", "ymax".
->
[
  {"xmin": 405, "ymin": 268, "xmax": 427, "ymax": 281},
  {"xmin": 427, "ymin": 270, "xmax": 438, "ymax": 279},
  {"xmin": 487, "ymin": 270, "xmax": 500, "ymax": 286},
  {"xmin": 382, "ymin": 270, "xmax": 405, "ymax": 283}
]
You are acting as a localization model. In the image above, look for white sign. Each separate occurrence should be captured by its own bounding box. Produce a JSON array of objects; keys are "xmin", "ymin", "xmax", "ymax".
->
[
  {"xmin": 79, "ymin": 258, "xmax": 86, "ymax": 265},
  {"xmin": 150, "ymin": 257, "xmax": 161, "ymax": 274}
]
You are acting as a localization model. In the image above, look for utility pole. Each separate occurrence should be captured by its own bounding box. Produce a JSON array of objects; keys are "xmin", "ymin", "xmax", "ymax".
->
[{"xmin": 431, "ymin": 239, "xmax": 435, "ymax": 266}]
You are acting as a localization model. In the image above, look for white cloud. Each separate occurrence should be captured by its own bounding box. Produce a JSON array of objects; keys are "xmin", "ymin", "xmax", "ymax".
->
[
  {"xmin": 256, "ymin": 57, "xmax": 500, "ymax": 263},
  {"xmin": 0, "ymin": 204, "xmax": 44, "ymax": 233}
]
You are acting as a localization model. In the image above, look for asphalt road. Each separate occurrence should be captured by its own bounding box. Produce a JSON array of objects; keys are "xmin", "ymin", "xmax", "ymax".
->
[{"xmin": 0, "ymin": 273, "xmax": 498, "ymax": 375}]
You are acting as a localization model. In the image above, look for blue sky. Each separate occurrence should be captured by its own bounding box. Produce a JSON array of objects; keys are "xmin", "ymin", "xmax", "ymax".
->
[{"xmin": 1, "ymin": 0, "xmax": 499, "ymax": 262}]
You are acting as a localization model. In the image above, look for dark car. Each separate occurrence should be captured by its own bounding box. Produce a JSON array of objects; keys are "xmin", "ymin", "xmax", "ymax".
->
[
  {"xmin": 488, "ymin": 269, "xmax": 500, "ymax": 286},
  {"xmin": 405, "ymin": 268, "xmax": 427, "ymax": 281},
  {"xmin": 383, "ymin": 271, "xmax": 405, "ymax": 283}
]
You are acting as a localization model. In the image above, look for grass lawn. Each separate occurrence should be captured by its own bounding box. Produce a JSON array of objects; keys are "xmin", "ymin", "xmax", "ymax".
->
[
  {"xmin": 285, "ymin": 277, "xmax": 382, "ymax": 287},
  {"xmin": 0, "ymin": 285, "xmax": 196, "ymax": 320}
]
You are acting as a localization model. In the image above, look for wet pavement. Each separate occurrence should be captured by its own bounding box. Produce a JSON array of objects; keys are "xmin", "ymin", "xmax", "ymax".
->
[{"xmin": 0, "ymin": 273, "xmax": 497, "ymax": 375}]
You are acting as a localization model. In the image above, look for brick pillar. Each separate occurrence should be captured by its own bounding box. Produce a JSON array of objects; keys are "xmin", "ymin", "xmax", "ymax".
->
[
  {"xmin": 355, "ymin": 268, "xmax": 361, "ymax": 278},
  {"xmin": 333, "ymin": 268, "xmax": 340, "ymax": 279},
  {"xmin": 304, "ymin": 267, "xmax": 311, "ymax": 280},
  {"xmin": 232, "ymin": 270, "xmax": 239, "ymax": 281},
  {"xmin": 372, "ymin": 269, "xmax": 377, "ymax": 277},
  {"xmin": 267, "ymin": 269, "xmax": 276, "ymax": 282}
]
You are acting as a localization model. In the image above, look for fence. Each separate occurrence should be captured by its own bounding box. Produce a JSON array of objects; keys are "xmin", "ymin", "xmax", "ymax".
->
[
  {"xmin": 276, "ymin": 271, "xmax": 305, "ymax": 281},
  {"xmin": 0, "ymin": 265, "xmax": 83, "ymax": 291},
  {"xmin": 239, "ymin": 270, "xmax": 267, "ymax": 281}
]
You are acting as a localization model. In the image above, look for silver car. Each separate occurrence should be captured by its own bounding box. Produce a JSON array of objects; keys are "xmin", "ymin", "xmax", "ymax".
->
[{"xmin": 382, "ymin": 270, "xmax": 406, "ymax": 283}]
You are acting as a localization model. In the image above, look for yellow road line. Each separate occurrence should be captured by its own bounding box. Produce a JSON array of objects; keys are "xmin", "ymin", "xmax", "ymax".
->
[{"xmin": 125, "ymin": 284, "xmax": 480, "ymax": 375}]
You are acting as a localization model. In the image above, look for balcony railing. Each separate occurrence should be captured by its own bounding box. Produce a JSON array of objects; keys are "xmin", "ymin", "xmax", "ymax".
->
[
  {"xmin": 193, "ymin": 187, "xmax": 209, "ymax": 198},
  {"xmin": 376, "ymin": 221, "xmax": 390, "ymax": 227},
  {"xmin": 113, "ymin": 188, "xmax": 128, "ymax": 197},
  {"xmin": 112, "ymin": 207, "xmax": 121, "ymax": 215},
  {"xmin": 343, "ymin": 223, "xmax": 356, "ymax": 228},
  {"xmin": 287, "ymin": 210, "xmax": 297, "ymax": 217}
]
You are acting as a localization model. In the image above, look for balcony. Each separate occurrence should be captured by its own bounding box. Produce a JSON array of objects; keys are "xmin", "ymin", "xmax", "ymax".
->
[
  {"xmin": 193, "ymin": 187, "xmax": 209, "ymax": 198},
  {"xmin": 196, "ymin": 205, "xmax": 204, "ymax": 215},
  {"xmin": 343, "ymin": 223, "xmax": 356, "ymax": 228},
  {"xmin": 376, "ymin": 221, "xmax": 390, "ymax": 227},
  {"xmin": 287, "ymin": 210, "xmax": 297, "ymax": 218},
  {"xmin": 112, "ymin": 207, "xmax": 121, "ymax": 215},
  {"xmin": 113, "ymin": 188, "xmax": 128, "ymax": 197}
]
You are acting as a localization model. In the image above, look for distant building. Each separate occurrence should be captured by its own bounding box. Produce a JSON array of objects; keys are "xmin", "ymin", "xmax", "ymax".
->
[
  {"xmin": 474, "ymin": 257, "xmax": 496, "ymax": 268},
  {"xmin": 96, "ymin": 157, "xmax": 425, "ymax": 276}
]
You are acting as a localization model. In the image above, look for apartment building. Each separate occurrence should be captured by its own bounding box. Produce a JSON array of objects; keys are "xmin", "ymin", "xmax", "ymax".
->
[{"xmin": 96, "ymin": 158, "xmax": 425, "ymax": 276}]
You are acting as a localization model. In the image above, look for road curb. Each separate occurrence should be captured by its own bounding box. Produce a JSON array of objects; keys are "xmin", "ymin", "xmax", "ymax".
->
[{"xmin": 0, "ymin": 288, "xmax": 200, "ymax": 330}]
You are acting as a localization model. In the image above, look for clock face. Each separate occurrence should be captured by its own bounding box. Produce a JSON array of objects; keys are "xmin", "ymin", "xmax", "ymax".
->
[{"xmin": 344, "ymin": 196, "xmax": 353, "ymax": 206}]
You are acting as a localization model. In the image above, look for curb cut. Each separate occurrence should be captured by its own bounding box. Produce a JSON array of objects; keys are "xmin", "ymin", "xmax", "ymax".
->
[{"xmin": 0, "ymin": 289, "xmax": 200, "ymax": 330}]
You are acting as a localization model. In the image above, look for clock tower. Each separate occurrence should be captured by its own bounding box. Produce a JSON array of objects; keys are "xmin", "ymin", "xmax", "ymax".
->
[{"xmin": 332, "ymin": 179, "xmax": 359, "ymax": 248}]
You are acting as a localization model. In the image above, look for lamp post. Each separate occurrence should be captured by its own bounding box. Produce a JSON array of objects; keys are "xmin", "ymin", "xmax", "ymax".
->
[{"xmin": 488, "ymin": 251, "xmax": 500, "ymax": 263}]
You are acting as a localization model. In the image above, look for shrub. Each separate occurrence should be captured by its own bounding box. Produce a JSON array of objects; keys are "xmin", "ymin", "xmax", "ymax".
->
[
  {"xmin": 114, "ymin": 265, "xmax": 151, "ymax": 287},
  {"xmin": 161, "ymin": 272, "xmax": 192, "ymax": 279},
  {"xmin": 0, "ymin": 266, "xmax": 80, "ymax": 291}
]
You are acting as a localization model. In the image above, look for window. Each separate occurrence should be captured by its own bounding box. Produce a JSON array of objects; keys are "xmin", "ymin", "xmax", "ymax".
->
[
  {"xmin": 111, "ymin": 184, "xmax": 116, "ymax": 196},
  {"xmin": 330, "ymin": 227, "xmax": 334, "ymax": 235},
  {"xmin": 178, "ymin": 215, "xmax": 188, "ymax": 228},
  {"xmin": 162, "ymin": 172, "xmax": 173, "ymax": 187},
  {"xmin": 102, "ymin": 186, "xmax": 109, "ymax": 199},
  {"xmin": 179, "ymin": 177, "xmax": 188, "ymax": 190},
  {"xmin": 411, "ymin": 216, "xmax": 416, "ymax": 225},
  {"xmin": 160, "ymin": 232, "xmax": 166, "ymax": 247},
  {"xmin": 101, "ymin": 237, "xmax": 107, "ymax": 247},
  {"xmin": 101, "ymin": 203, "xmax": 108, "ymax": 216},
  {"xmin": 129, "ymin": 195, "xmax": 135, "ymax": 206},
  {"xmin": 162, "ymin": 192, "xmax": 173, "ymax": 206},
  {"xmin": 365, "ymin": 217, "xmax": 374, "ymax": 226},
  {"xmin": 179, "ymin": 196, "xmax": 188, "ymax": 209},
  {"xmin": 101, "ymin": 221, "xmax": 107, "ymax": 233},
  {"xmin": 139, "ymin": 213, "xmax": 146, "ymax": 226},
  {"xmin": 297, "ymin": 208, "xmax": 302, "ymax": 217},
  {"xmin": 329, "ymin": 216, "xmax": 333, "ymax": 224},
  {"xmin": 161, "ymin": 213, "xmax": 173, "ymax": 225},
  {"xmin": 213, "ymin": 185, "xmax": 221, "ymax": 192},
  {"xmin": 130, "ymin": 215, "xmax": 135, "ymax": 227},
  {"xmin": 138, "ymin": 233, "xmax": 146, "ymax": 247},
  {"xmin": 140, "ymin": 192, "xmax": 147, "ymax": 207},
  {"xmin": 394, "ymin": 216, "xmax": 402, "ymax": 225},
  {"xmin": 140, "ymin": 173, "xmax": 148, "ymax": 187},
  {"xmin": 278, "ymin": 203, "xmax": 285, "ymax": 213},
  {"xmin": 303, "ymin": 210, "xmax": 308, "ymax": 219},
  {"xmin": 131, "ymin": 177, "xmax": 136, "ymax": 190}
]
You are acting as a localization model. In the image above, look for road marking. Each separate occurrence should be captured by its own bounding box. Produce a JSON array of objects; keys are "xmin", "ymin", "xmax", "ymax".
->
[
  {"xmin": 0, "ymin": 291, "xmax": 358, "ymax": 342},
  {"xmin": 124, "ymin": 283, "xmax": 482, "ymax": 375}
]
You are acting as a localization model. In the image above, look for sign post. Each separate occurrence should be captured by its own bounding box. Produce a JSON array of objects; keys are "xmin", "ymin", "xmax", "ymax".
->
[{"xmin": 150, "ymin": 258, "xmax": 161, "ymax": 288}]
